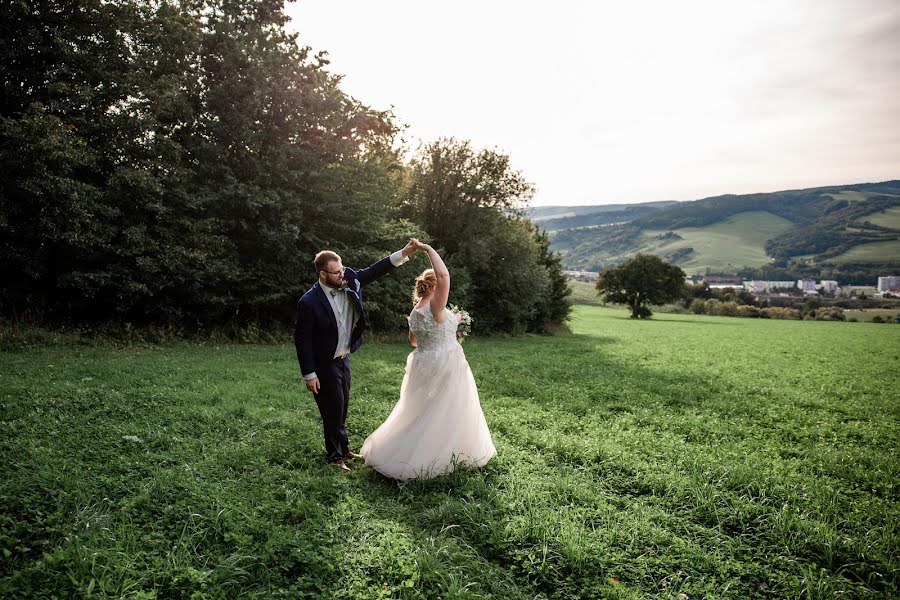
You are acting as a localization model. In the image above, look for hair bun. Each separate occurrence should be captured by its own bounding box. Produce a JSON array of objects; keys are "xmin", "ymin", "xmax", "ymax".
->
[{"xmin": 412, "ymin": 269, "xmax": 438, "ymax": 304}]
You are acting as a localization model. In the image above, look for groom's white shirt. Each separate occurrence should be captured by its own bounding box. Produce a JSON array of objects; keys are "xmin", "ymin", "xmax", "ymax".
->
[
  {"xmin": 303, "ymin": 250, "xmax": 409, "ymax": 381},
  {"xmin": 319, "ymin": 280, "xmax": 356, "ymax": 360}
]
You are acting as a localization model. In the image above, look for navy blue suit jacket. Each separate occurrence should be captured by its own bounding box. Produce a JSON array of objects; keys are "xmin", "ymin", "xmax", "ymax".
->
[{"xmin": 294, "ymin": 255, "xmax": 397, "ymax": 382}]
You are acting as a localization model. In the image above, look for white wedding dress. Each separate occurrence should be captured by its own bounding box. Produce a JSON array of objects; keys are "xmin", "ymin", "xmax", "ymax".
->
[{"xmin": 360, "ymin": 305, "xmax": 496, "ymax": 480}]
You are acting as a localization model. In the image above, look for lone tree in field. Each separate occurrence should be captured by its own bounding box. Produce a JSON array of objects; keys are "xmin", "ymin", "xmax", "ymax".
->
[{"xmin": 596, "ymin": 254, "xmax": 686, "ymax": 319}]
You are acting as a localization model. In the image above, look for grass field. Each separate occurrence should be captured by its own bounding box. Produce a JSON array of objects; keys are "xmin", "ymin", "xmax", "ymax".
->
[
  {"xmin": 2, "ymin": 308, "xmax": 898, "ymax": 598},
  {"xmin": 864, "ymin": 207, "xmax": 900, "ymax": 229},
  {"xmin": 566, "ymin": 280, "xmax": 687, "ymax": 315},
  {"xmin": 828, "ymin": 240, "xmax": 900, "ymax": 264},
  {"xmin": 843, "ymin": 309, "xmax": 900, "ymax": 323},
  {"xmin": 827, "ymin": 191, "xmax": 882, "ymax": 203},
  {"xmin": 644, "ymin": 211, "xmax": 793, "ymax": 274},
  {"xmin": 567, "ymin": 279, "xmax": 603, "ymax": 306}
]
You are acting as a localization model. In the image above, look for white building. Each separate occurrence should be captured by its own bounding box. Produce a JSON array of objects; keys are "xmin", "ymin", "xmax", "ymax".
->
[
  {"xmin": 745, "ymin": 280, "xmax": 795, "ymax": 294},
  {"xmin": 877, "ymin": 276, "xmax": 900, "ymax": 292},
  {"xmin": 819, "ymin": 280, "xmax": 840, "ymax": 294},
  {"xmin": 798, "ymin": 278, "xmax": 817, "ymax": 293},
  {"xmin": 565, "ymin": 270, "xmax": 599, "ymax": 281}
]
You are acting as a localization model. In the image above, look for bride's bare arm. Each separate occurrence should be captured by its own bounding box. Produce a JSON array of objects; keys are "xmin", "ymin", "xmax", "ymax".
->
[
  {"xmin": 418, "ymin": 243, "xmax": 450, "ymax": 321},
  {"xmin": 408, "ymin": 329, "xmax": 417, "ymax": 347}
]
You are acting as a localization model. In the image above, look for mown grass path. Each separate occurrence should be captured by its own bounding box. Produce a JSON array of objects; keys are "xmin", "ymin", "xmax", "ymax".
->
[{"xmin": 2, "ymin": 307, "xmax": 898, "ymax": 598}]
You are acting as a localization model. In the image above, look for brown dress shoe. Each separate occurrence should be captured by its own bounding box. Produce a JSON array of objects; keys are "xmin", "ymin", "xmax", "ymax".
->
[{"xmin": 330, "ymin": 460, "xmax": 351, "ymax": 472}]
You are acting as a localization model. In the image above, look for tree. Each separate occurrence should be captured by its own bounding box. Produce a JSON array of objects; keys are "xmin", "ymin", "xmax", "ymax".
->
[
  {"xmin": 681, "ymin": 282, "xmax": 711, "ymax": 308},
  {"xmin": 528, "ymin": 223, "xmax": 572, "ymax": 332},
  {"xmin": 1, "ymin": 0, "xmax": 140, "ymax": 320},
  {"xmin": 400, "ymin": 138, "xmax": 570, "ymax": 333},
  {"xmin": 401, "ymin": 138, "xmax": 533, "ymax": 256},
  {"xmin": 0, "ymin": 0, "xmax": 416, "ymax": 331},
  {"xmin": 457, "ymin": 213, "xmax": 550, "ymax": 333},
  {"xmin": 595, "ymin": 254, "xmax": 685, "ymax": 319}
]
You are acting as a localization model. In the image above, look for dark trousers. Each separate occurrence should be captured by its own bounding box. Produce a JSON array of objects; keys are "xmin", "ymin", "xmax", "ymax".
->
[{"xmin": 313, "ymin": 356, "xmax": 351, "ymax": 462}]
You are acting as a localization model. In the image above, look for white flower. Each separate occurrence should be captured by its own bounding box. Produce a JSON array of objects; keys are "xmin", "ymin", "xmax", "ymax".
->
[{"xmin": 449, "ymin": 304, "xmax": 473, "ymax": 341}]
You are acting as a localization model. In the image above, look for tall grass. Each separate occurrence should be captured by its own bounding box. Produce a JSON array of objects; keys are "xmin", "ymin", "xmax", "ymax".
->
[{"xmin": 1, "ymin": 307, "xmax": 897, "ymax": 598}]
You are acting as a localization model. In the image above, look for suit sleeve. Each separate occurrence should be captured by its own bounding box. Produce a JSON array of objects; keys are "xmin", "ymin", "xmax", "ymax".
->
[
  {"xmin": 356, "ymin": 251, "xmax": 408, "ymax": 286},
  {"xmin": 294, "ymin": 299, "xmax": 316, "ymax": 378}
]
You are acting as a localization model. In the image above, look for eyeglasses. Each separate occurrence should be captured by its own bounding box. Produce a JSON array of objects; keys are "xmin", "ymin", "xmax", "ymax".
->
[{"xmin": 322, "ymin": 267, "xmax": 345, "ymax": 276}]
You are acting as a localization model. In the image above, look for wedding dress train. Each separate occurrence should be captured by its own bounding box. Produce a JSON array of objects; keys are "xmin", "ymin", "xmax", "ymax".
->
[{"xmin": 360, "ymin": 305, "xmax": 496, "ymax": 480}]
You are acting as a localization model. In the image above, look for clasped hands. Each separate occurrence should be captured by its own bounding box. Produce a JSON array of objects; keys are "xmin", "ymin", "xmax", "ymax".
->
[{"xmin": 402, "ymin": 238, "xmax": 432, "ymax": 257}]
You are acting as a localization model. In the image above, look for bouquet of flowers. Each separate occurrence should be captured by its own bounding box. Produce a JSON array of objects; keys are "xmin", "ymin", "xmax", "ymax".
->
[{"xmin": 449, "ymin": 304, "xmax": 473, "ymax": 342}]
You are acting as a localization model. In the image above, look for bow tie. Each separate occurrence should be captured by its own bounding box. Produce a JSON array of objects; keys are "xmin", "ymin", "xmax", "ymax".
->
[{"xmin": 330, "ymin": 288, "xmax": 344, "ymax": 297}]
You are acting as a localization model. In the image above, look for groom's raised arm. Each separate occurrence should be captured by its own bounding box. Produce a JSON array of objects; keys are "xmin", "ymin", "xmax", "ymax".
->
[{"xmin": 356, "ymin": 239, "xmax": 417, "ymax": 286}]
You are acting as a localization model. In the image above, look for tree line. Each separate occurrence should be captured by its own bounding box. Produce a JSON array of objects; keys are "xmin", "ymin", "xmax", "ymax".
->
[{"xmin": 0, "ymin": 0, "xmax": 570, "ymax": 335}]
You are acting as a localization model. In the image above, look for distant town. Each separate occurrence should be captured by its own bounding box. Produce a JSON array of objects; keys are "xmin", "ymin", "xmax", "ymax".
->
[{"xmin": 565, "ymin": 271, "xmax": 900, "ymax": 299}]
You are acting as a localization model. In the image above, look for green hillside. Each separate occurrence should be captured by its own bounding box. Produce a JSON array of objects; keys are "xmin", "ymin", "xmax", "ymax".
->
[
  {"xmin": 645, "ymin": 211, "xmax": 794, "ymax": 274},
  {"xmin": 828, "ymin": 190, "xmax": 899, "ymax": 203},
  {"xmin": 866, "ymin": 206, "xmax": 900, "ymax": 229},
  {"xmin": 537, "ymin": 205, "xmax": 663, "ymax": 231},
  {"xmin": 827, "ymin": 239, "xmax": 900, "ymax": 264},
  {"xmin": 546, "ymin": 180, "xmax": 900, "ymax": 277},
  {"xmin": 554, "ymin": 211, "xmax": 793, "ymax": 273},
  {"xmin": 528, "ymin": 201, "xmax": 677, "ymax": 223}
]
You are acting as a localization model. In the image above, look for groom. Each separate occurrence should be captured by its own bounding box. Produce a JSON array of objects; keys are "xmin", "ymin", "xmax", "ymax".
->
[{"xmin": 294, "ymin": 240, "xmax": 418, "ymax": 471}]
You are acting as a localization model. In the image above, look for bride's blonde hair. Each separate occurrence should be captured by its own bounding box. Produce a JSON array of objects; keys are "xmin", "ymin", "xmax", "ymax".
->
[{"xmin": 413, "ymin": 269, "xmax": 437, "ymax": 305}]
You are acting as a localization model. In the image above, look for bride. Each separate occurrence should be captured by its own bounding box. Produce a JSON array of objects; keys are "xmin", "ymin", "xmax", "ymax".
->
[{"xmin": 360, "ymin": 241, "xmax": 496, "ymax": 480}]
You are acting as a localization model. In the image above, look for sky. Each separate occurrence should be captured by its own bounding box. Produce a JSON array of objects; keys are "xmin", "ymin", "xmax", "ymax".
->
[{"xmin": 284, "ymin": 1, "xmax": 900, "ymax": 206}]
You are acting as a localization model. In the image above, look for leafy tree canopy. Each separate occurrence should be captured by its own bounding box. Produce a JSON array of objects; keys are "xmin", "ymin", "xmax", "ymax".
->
[
  {"xmin": 0, "ymin": 6, "xmax": 570, "ymax": 335},
  {"xmin": 596, "ymin": 254, "xmax": 685, "ymax": 319},
  {"xmin": 401, "ymin": 138, "xmax": 570, "ymax": 333}
]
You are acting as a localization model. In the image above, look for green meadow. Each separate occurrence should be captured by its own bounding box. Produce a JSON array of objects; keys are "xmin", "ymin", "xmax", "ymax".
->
[
  {"xmin": 2, "ymin": 307, "xmax": 898, "ymax": 598},
  {"xmin": 844, "ymin": 309, "xmax": 900, "ymax": 323},
  {"xmin": 566, "ymin": 279, "xmax": 605, "ymax": 306},
  {"xmin": 828, "ymin": 239, "xmax": 900, "ymax": 264},
  {"xmin": 866, "ymin": 206, "xmax": 900, "ymax": 229}
]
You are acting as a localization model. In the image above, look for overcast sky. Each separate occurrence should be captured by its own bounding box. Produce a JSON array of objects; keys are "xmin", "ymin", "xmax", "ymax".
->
[{"xmin": 285, "ymin": 1, "xmax": 900, "ymax": 206}]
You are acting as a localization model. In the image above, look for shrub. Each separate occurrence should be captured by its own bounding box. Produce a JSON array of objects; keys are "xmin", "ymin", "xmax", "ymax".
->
[
  {"xmin": 814, "ymin": 308, "xmax": 845, "ymax": 321},
  {"xmin": 705, "ymin": 300, "xmax": 739, "ymax": 317},
  {"xmin": 762, "ymin": 307, "xmax": 801, "ymax": 320},
  {"xmin": 690, "ymin": 298, "xmax": 706, "ymax": 314},
  {"xmin": 736, "ymin": 305, "xmax": 761, "ymax": 318},
  {"xmin": 872, "ymin": 315, "xmax": 885, "ymax": 323},
  {"xmin": 703, "ymin": 299, "xmax": 720, "ymax": 315},
  {"xmin": 715, "ymin": 301, "xmax": 740, "ymax": 317}
]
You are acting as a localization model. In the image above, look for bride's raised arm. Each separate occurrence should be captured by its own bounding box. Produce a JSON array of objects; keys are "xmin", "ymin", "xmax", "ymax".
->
[{"xmin": 417, "ymin": 242, "xmax": 450, "ymax": 322}]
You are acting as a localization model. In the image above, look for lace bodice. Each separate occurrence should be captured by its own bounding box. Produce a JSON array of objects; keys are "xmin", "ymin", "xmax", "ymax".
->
[{"xmin": 408, "ymin": 305, "xmax": 459, "ymax": 352}]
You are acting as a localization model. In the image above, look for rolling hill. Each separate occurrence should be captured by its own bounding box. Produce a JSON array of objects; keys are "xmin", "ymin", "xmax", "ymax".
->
[
  {"xmin": 535, "ymin": 180, "xmax": 900, "ymax": 279},
  {"xmin": 528, "ymin": 201, "xmax": 679, "ymax": 230}
]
